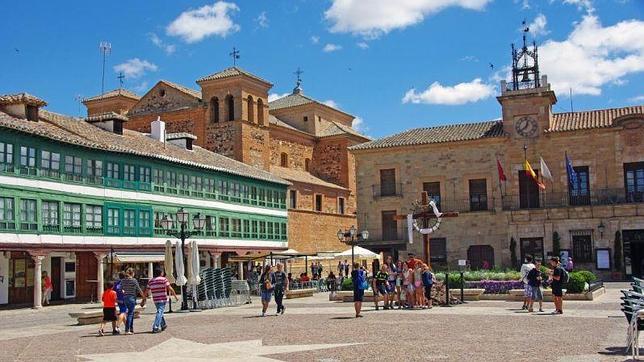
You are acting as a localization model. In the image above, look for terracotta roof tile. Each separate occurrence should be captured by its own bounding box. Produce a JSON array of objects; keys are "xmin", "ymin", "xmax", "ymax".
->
[
  {"xmin": 197, "ymin": 67, "xmax": 272, "ymax": 86},
  {"xmin": 350, "ymin": 120, "xmax": 504, "ymax": 151},
  {"xmin": 0, "ymin": 109, "xmax": 288, "ymax": 185},
  {"xmin": 270, "ymin": 166, "xmax": 347, "ymax": 190},
  {"xmin": 549, "ymin": 105, "xmax": 644, "ymax": 132},
  {"xmin": 318, "ymin": 121, "xmax": 370, "ymax": 140},
  {"xmin": 159, "ymin": 80, "xmax": 202, "ymax": 99},
  {"xmin": 85, "ymin": 112, "xmax": 128, "ymax": 122},
  {"xmin": 0, "ymin": 93, "xmax": 47, "ymax": 107},
  {"xmin": 268, "ymin": 92, "xmax": 355, "ymax": 119},
  {"xmin": 83, "ymin": 89, "xmax": 140, "ymax": 103}
]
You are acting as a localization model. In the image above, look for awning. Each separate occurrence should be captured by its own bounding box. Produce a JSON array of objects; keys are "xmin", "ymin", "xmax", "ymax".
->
[{"xmin": 110, "ymin": 252, "xmax": 165, "ymax": 263}]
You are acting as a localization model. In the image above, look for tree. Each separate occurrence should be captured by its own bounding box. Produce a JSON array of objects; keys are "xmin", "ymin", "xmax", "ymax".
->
[
  {"xmin": 510, "ymin": 237, "xmax": 518, "ymax": 270},
  {"xmin": 552, "ymin": 231, "xmax": 561, "ymax": 257},
  {"xmin": 614, "ymin": 230, "xmax": 622, "ymax": 272}
]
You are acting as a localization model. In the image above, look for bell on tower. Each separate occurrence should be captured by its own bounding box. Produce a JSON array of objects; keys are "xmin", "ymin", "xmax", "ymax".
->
[{"xmin": 510, "ymin": 20, "xmax": 541, "ymax": 90}]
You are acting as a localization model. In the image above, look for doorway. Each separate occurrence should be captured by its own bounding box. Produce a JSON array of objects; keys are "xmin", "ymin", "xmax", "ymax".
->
[
  {"xmin": 468, "ymin": 245, "xmax": 495, "ymax": 269},
  {"xmin": 624, "ymin": 229, "xmax": 644, "ymax": 277},
  {"xmin": 51, "ymin": 257, "xmax": 62, "ymax": 301},
  {"xmin": 8, "ymin": 252, "xmax": 35, "ymax": 305}
]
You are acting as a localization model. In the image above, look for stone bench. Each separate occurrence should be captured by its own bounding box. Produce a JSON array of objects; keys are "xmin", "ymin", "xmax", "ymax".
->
[
  {"xmin": 69, "ymin": 305, "xmax": 144, "ymax": 325},
  {"xmin": 286, "ymin": 288, "xmax": 316, "ymax": 299}
]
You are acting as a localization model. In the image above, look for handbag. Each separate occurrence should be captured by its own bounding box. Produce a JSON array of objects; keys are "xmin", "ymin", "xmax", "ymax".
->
[{"xmin": 360, "ymin": 280, "xmax": 369, "ymax": 290}]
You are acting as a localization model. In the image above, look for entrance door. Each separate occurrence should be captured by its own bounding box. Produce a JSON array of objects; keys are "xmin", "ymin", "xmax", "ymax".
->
[
  {"xmin": 624, "ymin": 229, "xmax": 644, "ymax": 277},
  {"xmin": 519, "ymin": 170, "xmax": 540, "ymax": 209},
  {"xmin": 520, "ymin": 237, "xmax": 544, "ymax": 262},
  {"xmin": 8, "ymin": 252, "xmax": 35, "ymax": 305},
  {"xmin": 51, "ymin": 257, "xmax": 62, "ymax": 300},
  {"xmin": 467, "ymin": 245, "xmax": 495, "ymax": 269}
]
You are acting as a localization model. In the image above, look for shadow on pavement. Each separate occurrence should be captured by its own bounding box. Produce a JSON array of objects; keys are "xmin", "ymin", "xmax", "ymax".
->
[{"xmin": 329, "ymin": 317, "xmax": 356, "ymax": 320}]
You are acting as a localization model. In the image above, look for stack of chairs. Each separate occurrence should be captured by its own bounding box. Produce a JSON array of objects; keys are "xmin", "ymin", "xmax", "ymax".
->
[
  {"xmin": 622, "ymin": 277, "xmax": 644, "ymax": 358},
  {"xmin": 194, "ymin": 267, "xmax": 235, "ymax": 309}
]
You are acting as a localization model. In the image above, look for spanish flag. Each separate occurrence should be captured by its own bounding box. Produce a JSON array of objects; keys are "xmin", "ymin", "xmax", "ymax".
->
[{"xmin": 524, "ymin": 160, "xmax": 546, "ymax": 190}]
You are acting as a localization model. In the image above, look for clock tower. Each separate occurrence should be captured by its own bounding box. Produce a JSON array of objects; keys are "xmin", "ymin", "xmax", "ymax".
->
[{"xmin": 497, "ymin": 23, "xmax": 557, "ymax": 139}]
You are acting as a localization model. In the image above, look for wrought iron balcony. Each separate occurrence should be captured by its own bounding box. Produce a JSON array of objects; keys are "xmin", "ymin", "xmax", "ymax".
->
[
  {"xmin": 372, "ymin": 183, "xmax": 404, "ymax": 198},
  {"xmin": 501, "ymin": 188, "xmax": 644, "ymax": 211}
]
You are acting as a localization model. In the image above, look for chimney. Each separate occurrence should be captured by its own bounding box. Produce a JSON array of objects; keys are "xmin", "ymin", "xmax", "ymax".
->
[
  {"xmin": 85, "ymin": 112, "xmax": 129, "ymax": 135},
  {"xmin": 150, "ymin": 117, "xmax": 166, "ymax": 143},
  {"xmin": 166, "ymin": 132, "xmax": 197, "ymax": 150},
  {"xmin": 0, "ymin": 93, "xmax": 47, "ymax": 121}
]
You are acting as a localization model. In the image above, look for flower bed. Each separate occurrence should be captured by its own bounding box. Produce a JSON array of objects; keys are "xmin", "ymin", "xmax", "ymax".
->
[{"xmin": 465, "ymin": 280, "xmax": 524, "ymax": 294}]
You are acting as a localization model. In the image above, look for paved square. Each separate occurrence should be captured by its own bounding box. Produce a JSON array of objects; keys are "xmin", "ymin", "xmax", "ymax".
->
[{"xmin": 0, "ymin": 284, "xmax": 631, "ymax": 361}]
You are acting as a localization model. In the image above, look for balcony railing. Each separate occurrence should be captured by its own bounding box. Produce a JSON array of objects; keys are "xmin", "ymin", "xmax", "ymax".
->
[
  {"xmin": 502, "ymin": 188, "xmax": 644, "ymax": 211},
  {"xmin": 372, "ymin": 183, "xmax": 404, "ymax": 198}
]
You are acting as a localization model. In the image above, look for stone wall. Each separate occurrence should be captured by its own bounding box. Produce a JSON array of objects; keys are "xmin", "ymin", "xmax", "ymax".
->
[
  {"xmin": 269, "ymin": 131, "xmax": 314, "ymax": 171},
  {"xmin": 313, "ymin": 138, "xmax": 346, "ymax": 187},
  {"xmin": 287, "ymin": 209, "xmax": 357, "ymax": 253}
]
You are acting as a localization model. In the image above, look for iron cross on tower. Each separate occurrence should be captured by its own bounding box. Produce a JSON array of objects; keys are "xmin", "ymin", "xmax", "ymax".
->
[
  {"xmin": 393, "ymin": 191, "xmax": 459, "ymax": 266},
  {"xmin": 117, "ymin": 72, "xmax": 125, "ymax": 89},
  {"xmin": 229, "ymin": 47, "xmax": 240, "ymax": 66},
  {"xmin": 294, "ymin": 67, "xmax": 303, "ymax": 87}
]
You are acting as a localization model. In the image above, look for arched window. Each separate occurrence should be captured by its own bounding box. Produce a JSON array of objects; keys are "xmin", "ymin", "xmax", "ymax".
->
[
  {"xmin": 226, "ymin": 95, "xmax": 234, "ymax": 121},
  {"xmin": 257, "ymin": 98, "xmax": 264, "ymax": 126},
  {"xmin": 210, "ymin": 97, "xmax": 219, "ymax": 123},
  {"xmin": 280, "ymin": 153, "xmax": 288, "ymax": 167},
  {"xmin": 305, "ymin": 158, "xmax": 311, "ymax": 172},
  {"xmin": 246, "ymin": 95, "xmax": 254, "ymax": 123}
]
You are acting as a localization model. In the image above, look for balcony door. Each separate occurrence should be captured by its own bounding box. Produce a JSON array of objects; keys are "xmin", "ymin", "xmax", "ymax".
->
[
  {"xmin": 519, "ymin": 170, "xmax": 540, "ymax": 209},
  {"xmin": 625, "ymin": 162, "xmax": 644, "ymax": 203}
]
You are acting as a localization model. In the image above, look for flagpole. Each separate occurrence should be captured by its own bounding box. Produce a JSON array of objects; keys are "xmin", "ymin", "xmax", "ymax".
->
[{"xmin": 524, "ymin": 144, "xmax": 529, "ymax": 207}]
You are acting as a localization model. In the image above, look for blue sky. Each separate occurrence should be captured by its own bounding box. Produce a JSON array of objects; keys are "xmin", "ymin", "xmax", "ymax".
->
[{"xmin": 1, "ymin": 0, "xmax": 642, "ymax": 138}]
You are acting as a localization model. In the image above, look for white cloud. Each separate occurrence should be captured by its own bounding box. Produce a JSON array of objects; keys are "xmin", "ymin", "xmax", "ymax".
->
[
  {"xmin": 627, "ymin": 95, "xmax": 644, "ymax": 103},
  {"xmin": 167, "ymin": 1, "xmax": 240, "ymax": 43},
  {"xmin": 539, "ymin": 15, "xmax": 644, "ymax": 95},
  {"xmin": 133, "ymin": 81, "xmax": 149, "ymax": 93},
  {"xmin": 402, "ymin": 78, "xmax": 495, "ymax": 105},
  {"xmin": 311, "ymin": 36, "xmax": 320, "ymax": 44},
  {"xmin": 459, "ymin": 55, "xmax": 479, "ymax": 62},
  {"xmin": 323, "ymin": 43, "xmax": 342, "ymax": 52},
  {"xmin": 148, "ymin": 33, "xmax": 176, "ymax": 55},
  {"xmin": 323, "ymin": 100, "xmax": 339, "ymax": 108},
  {"xmin": 562, "ymin": 0, "xmax": 595, "ymax": 12},
  {"xmin": 113, "ymin": 58, "xmax": 158, "ymax": 79},
  {"xmin": 528, "ymin": 14, "xmax": 549, "ymax": 36},
  {"xmin": 324, "ymin": 0, "xmax": 492, "ymax": 38},
  {"xmin": 256, "ymin": 11, "xmax": 269, "ymax": 28},
  {"xmin": 357, "ymin": 41, "xmax": 369, "ymax": 49},
  {"xmin": 352, "ymin": 116, "xmax": 368, "ymax": 133},
  {"xmin": 268, "ymin": 92, "xmax": 290, "ymax": 102}
]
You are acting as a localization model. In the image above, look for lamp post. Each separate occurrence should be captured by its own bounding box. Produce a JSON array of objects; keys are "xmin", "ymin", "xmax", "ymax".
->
[
  {"xmin": 598, "ymin": 220, "xmax": 606, "ymax": 240},
  {"xmin": 161, "ymin": 208, "xmax": 206, "ymax": 311},
  {"xmin": 337, "ymin": 225, "xmax": 369, "ymax": 272}
]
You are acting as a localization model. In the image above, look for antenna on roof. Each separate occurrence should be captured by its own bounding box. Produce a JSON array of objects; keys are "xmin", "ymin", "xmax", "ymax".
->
[
  {"xmin": 74, "ymin": 94, "xmax": 83, "ymax": 117},
  {"xmin": 99, "ymin": 41, "xmax": 112, "ymax": 95},
  {"xmin": 293, "ymin": 67, "xmax": 303, "ymax": 94},
  {"xmin": 117, "ymin": 72, "xmax": 125, "ymax": 89},
  {"xmin": 569, "ymin": 88, "xmax": 574, "ymax": 112},
  {"xmin": 229, "ymin": 47, "xmax": 240, "ymax": 66}
]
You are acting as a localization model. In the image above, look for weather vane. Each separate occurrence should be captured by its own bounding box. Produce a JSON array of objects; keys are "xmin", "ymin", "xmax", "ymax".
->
[{"xmin": 229, "ymin": 47, "xmax": 240, "ymax": 66}]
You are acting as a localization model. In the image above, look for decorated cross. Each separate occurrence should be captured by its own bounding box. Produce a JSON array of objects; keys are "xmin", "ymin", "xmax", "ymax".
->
[{"xmin": 393, "ymin": 191, "xmax": 458, "ymax": 266}]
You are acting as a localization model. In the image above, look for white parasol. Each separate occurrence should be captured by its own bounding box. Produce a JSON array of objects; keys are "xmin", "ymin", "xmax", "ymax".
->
[
  {"xmin": 164, "ymin": 240, "xmax": 175, "ymax": 284},
  {"xmin": 335, "ymin": 245, "xmax": 379, "ymax": 259},
  {"xmin": 189, "ymin": 240, "xmax": 201, "ymax": 285},
  {"xmin": 174, "ymin": 241, "xmax": 187, "ymax": 286}
]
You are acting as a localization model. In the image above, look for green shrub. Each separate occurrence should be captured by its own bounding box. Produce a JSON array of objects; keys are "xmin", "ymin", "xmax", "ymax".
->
[
  {"xmin": 341, "ymin": 277, "xmax": 353, "ymax": 291},
  {"xmin": 565, "ymin": 272, "xmax": 586, "ymax": 293},
  {"xmin": 574, "ymin": 270, "xmax": 597, "ymax": 284}
]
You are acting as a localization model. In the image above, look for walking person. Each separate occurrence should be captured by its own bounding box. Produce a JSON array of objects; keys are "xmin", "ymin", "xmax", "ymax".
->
[
  {"xmin": 273, "ymin": 263, "xmax": 289, "ymax": 315},
  {"xmin": 344, "ymin": 260, "xmax": 350, "ymax": 277},
  {"xmin": 317, "ymin": 263, "xmax": 324, "ymax": 279},
  {"xmin": 121, "ymin": 268, "xmax": 145, "ymax": 335},
  {"xmin": 422, "ymin": 264, "xmax": 435, "ymax": 309},
  {"xmin": 145, "ymin": 269, "xmax": 178, "ymax": 333},
  {"xmin": 98, "ymin": 281, "xmax": 118, "ymax": 336},
  {"xmin": 520, "ymin": 256, "xmax": 535, "ymax": 310},
  {"xmin": 549, "ymin": 257, "xmax": 565, "ymax": 315},
  {"xmin": 113, "ymin": 271, "xmax": 126, "ymax": 333},
  {"xmin": 259, "ymin": 265, "xmax": 275, "ymax": 317},
  {"xmin": 352, "ymin": 263, "xmax": 367, "ymax": 318},
  {"xmin": 41, "ymin": 271, "xmax": 53, "ymax": 306},
  {"xmin": 526, "ymin": 259, "xmax": 544, "ymax": 312},
  {"xmin": 337, "ymin": 261, "xmax": 343, "ymax": 276}
]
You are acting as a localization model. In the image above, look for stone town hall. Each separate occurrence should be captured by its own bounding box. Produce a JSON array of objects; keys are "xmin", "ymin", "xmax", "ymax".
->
[{"xmin": 83, "ymin": 67, "xmax": 370, "ymax": 255}]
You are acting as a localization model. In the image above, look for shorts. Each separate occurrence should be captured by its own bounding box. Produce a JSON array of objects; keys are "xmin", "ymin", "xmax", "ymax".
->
[
  {"xmin": 376, "ymin": 283, "xmax": 388, "ymax": 296},
  {"xmin": 387, "ymin": 281, "xmax": 396, "ymax": 293},
  {"xmin": 103, "ymin": 307, "xmax": 117, "ymax": 321},
  {"xmin": 424, "ymin": 284, "xmax": 432, "ymax": 300},
  {"xmin": 406, "ymin": 284, "xmax": 415, "ymax": 293},
  {"xmin": 395, "ymin": 278, "xmax": 402, "ymax": 287},
  {"xmin": 531, "ymin": 286, "xmax": 543, "ymax": 301},
  {"xmin": 117, "ymin": 302, "xmax": 127, "ymax": 314},
  {"xmin": 523, "ymin": 284, "xmax": 533, "ymax": 297},
  {"xmin": 261, "ymin": 290, "xmax": 273, "ymax": 302},
  {"xmin": 551, "ymin": 285, "xmax": 563, "ymax": 297},
  {"xmin": 354, "ymin": 288, "xmax": 364, "ymax": 302}
]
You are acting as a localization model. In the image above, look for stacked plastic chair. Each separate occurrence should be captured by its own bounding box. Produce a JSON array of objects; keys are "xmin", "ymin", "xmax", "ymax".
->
[{"xmin": 622, "ymin": 277, "xmax": 644, "ymax": 358}]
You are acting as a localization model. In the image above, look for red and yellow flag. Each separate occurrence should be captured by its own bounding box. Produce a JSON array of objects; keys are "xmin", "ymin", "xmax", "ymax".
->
[{"xmin": 524, "ymin": 160, "xmax": 546, "ymax": 190}]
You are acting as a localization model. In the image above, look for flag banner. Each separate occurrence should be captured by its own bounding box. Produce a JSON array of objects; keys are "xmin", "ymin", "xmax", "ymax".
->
[
  {"xmin": 524, "ymin": 160, "xmax": 546, "ymax": 190},
  {"xmin": 566, "ymin": 153, "xmax": 577, "ymax": 187},
  {"xmin": 540, "ymin": 157, "xmax": 553, "ymax": 181},
  {"xmin": 497, "ymin": 159, "xmax": 507, "ymax": 182}
]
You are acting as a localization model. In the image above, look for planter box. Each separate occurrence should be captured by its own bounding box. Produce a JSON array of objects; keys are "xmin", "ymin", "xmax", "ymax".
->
[
  {"xmin": 508, "ymin": 286, "xmax": 605, "ymax": 301},
  {"xmin": 285, "ymin": 288, "xmax": 316, "ymax": 299},
  {"xmin": 479, "ymin": 294, "xmax": 509, "ymax": 300},
  {"xmin": 333, "ymin": 288, "xmax": 485, "ymax": 302}
]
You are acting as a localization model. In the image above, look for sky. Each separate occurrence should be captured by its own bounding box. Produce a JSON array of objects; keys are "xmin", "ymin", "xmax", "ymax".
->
[{"xmin": 1, "ymin": 0, "xmax": 642, "ymax": 138}]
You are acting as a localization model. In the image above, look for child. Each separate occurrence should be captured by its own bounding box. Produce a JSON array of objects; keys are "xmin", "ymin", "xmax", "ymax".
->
[
  {"xmin": 414, "ymin": 264, "xmax": 424, "ymax": 308},
  {"xmin": 422, "ymin": 264, "xmax": 435, "ymax": 309},
  {"xmin": 99, "ymin": 281, "xmax": 118, "ymax": 336},
  {"xmin": 403, "ymin": 266, "xmax": 414, "ymax": 308},
  {"xmin": 526, "ymin": 259, "xmax": 544, "ymax": 312}
]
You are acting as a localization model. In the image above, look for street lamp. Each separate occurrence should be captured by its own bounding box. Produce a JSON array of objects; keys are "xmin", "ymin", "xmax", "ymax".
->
[
  {"xmin": 337, "ymin": 225, "xmax": 369, "ymax": 272},
  {"xmin": 598, "ymin": 220, "xmax": 606, "ymax": 239},
  {"xmin": 161, "ymin": 208, "xmax": 206, "ymax": 310}
]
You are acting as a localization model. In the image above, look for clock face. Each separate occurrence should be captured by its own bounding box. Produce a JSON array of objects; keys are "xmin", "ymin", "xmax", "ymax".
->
[{"xmin": 515, "ymin": 116, "xmax": 538, "ymax": 137}]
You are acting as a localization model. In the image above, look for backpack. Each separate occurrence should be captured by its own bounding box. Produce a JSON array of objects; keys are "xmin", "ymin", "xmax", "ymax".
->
[
  {"xmin": 356, "ymin": 270, "xmax": 368, "ymax": 290},
  {"xmin": 559, "ymin": 267, "xmax": 570, "ymax": 284}
]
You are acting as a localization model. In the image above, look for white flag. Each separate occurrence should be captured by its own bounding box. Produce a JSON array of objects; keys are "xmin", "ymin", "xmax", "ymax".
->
[
  {"xmin": 407, "ymin": 214, "xmax": 414, "ymax": 244},
  {"xmin": 540, "ymin": 157, "xmax": 553, "ymax": 181}
]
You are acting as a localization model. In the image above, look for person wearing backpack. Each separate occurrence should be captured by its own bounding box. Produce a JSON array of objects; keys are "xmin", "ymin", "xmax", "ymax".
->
[
  {"xmin": 548, "ymin": 257, "xmax": 565, "ymax": 314},
  {"xmin": 351, "ymin": 263, "xmax": 367, "ymax": 318}
]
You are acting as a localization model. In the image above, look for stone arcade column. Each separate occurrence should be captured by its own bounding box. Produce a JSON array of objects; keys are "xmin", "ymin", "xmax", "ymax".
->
[
  {"xmin": 32, "ymin": 255, "xmax": 45, "ymax": 309},
  {"xmin": 95, "ymin": 253, "xmax": 106, "ymax": 302},
  {"xmin": 148, "ymin": 262, "xmax": 154, "ymax": 279}
]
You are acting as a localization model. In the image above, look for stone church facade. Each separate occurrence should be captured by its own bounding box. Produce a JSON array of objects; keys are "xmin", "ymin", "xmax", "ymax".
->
[
  {"xmin": 84, "ymin": 67, "xmax": 369, "ymax": 254},
  {"xmin": 350, "ymin": 40, "xmax": 644, "ymax": 277}
]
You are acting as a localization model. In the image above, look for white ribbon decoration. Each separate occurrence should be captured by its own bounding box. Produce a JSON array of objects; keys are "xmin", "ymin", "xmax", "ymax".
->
[{"xmin": 407, "ymin": 200, "xmax": 443, "ymax": 244}]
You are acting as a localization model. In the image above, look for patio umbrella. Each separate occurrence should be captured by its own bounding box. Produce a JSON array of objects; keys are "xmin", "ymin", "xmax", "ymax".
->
[
  {"xmin": 335, "ymin": 245, "xmax": 379, "ymax": 259},
  {"xmin": 174, "ymin": 241, "xmax": 187, "ymax": 286},
  {"xmin": 164, "ymin": 240, "xmax": 175, "ymax": 284},
  {"xmin": 186, "ymin": 241, "xmax": 194, "ymax": 286},
  {"xmin": 190, "ymin": 240, "xmax": 201, "ymax": 286}
]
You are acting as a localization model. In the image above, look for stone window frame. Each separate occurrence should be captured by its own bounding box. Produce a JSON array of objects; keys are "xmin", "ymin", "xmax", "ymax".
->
[
  {"xmin": 314, "ymin": 193, "xmax": 323, "ymax": 212},
  {"xmin": 289, "ymin": 190, "xmax": 297, "ymax": 209},
  {"xmin": 337, "ymin": 197, "xmax": 345, "ymax": 214},
  {"xmin": 280, "ymin": 152, "xmax": 288, "ymax": 168}
]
